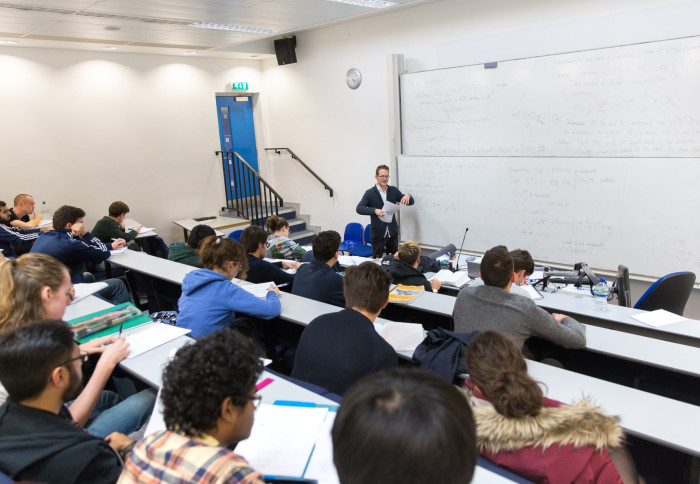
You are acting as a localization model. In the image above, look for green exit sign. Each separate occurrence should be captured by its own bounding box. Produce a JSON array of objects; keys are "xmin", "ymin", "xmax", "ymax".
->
[{"xmin": 232, "ymin": 82, "xmax": 248, "ymax": 90}]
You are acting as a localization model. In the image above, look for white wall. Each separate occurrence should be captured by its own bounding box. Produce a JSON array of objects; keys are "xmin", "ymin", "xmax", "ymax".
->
[
  {"xmin": 0, "ymin": 47, "xmax": 263, "ymax": 242},
  {"xmin": 258, "ymin": 0, "xmax": 700, "ymax": 318}
]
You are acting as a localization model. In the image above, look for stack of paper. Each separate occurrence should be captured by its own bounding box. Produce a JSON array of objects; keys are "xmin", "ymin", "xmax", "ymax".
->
[
  {"xmin": 138, "ymin": 227, "xmax": 156, "ymax": 234},
  {"xmin": 374, "ymin": 321, "xmax": 425, "ymax": 351},
  {"xmin": 233, "ymin": 280, "xmax": 274, "ymax": 298},
  {"xmin": 236, "ymin": 404, "xmax": 329, "ymax": 478},
  {"xmin": 123, "ymin": 323, "xmax": 191, "ymax": 359},
  {"xmin": 338, "ymin": 255, "xmax": 375, "ymax": 267},
  {"xmin": 432, "ymin": 269, "xmax": 471, "ymax": 288},
  {"xmin": 631, "ymin": 309, "xmax": 687, "ymax": 328}
]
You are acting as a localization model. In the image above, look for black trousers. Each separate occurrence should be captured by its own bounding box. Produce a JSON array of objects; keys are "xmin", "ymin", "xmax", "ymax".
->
[{"xmin": 372, "ymin": 235, "xmax": 398, "ymax": 258}]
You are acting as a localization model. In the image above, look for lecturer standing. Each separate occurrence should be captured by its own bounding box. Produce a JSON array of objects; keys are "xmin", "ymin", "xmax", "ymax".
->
[{"xmin": 356, "ymin": 164, "xmax": 414, "ymax": 258}]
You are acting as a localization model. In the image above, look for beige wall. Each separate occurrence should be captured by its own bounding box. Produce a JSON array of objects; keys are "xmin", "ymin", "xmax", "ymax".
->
[{"xmin": 0, "ymin": 47, "xmax": 263, "ymax": 242}]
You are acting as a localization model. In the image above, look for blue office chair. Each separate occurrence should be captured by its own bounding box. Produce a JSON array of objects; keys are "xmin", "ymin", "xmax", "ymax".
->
[
  {"xmin": 338, "ymin": 223, "xmax": 362, "ymax": 252},
  {"xmin": 228, "ymin": 229, "xmax": 243, "ymax": 242},
  {"xmin": 634, "ymin": 271, "xmax": 696, "ymax": 316},
  {"xmin": 349, "ymin": 224, "xmax": 373, "ymax": 257}
]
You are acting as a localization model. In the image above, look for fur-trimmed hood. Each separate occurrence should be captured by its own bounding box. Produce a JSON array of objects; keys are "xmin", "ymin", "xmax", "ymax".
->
[{"xmin": 471, "ymin": 397, "xmax": 624, "ymax": 454}]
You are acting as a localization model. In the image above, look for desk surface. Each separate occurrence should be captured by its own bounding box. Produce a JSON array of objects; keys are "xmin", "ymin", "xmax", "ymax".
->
[
  {"xmin": 64, "ymin": 295, "xmax": 113, "ymax": 320},
  {"xmin": 123, "ymin": 218, "xmax": 157, "ymax": 239},
  {"xmin": 173, "ymin": 216, "xmax": 249, "ymax": 233},
  {"xmin": 109, "ymin": 249, "xmax": 194, "ymax": 284},
  {"xmin": 405, "ymin": 288, "xmax": 700, "ymax": 376},
  {"xmin": 527, "ymin": 359, "xmax": 700, "ymax": 456}
]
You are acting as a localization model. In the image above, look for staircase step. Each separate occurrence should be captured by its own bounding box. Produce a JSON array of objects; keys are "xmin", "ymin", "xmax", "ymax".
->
[
  {"xmin": 290, "ymin": 229, "xmax": 315, "ymax": 246},
  {"xmin": 287, "ymin": 218, "xmax": 306, "ymax": 234}
]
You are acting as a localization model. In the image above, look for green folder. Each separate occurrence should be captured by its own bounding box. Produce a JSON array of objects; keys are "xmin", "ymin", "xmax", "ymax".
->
[{"xmin": 66, "ymin": 302, "xmax": 153, "ymax": 344}]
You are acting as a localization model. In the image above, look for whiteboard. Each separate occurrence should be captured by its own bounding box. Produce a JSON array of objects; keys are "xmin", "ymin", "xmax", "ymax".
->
[
  {"xmin": 401, "ymin": 36, "xmax": 700, "ymax": 158},
  {"xmin": 398, "ymin": 35, "xmax": 700, "ymax": 277},
  {"xmin": 398, "ymin": 156, "xmax": 700, "ymax": 278}
]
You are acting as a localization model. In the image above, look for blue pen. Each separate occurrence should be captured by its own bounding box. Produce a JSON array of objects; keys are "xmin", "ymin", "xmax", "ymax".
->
[{"xmin": 276, "ymin": 283, "xmax": 290, "ymax": 288}]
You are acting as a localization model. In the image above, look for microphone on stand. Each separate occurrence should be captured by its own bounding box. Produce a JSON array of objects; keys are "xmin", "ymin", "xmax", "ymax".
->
[{"xmin": 455, "ymin": 227, "xmax": 469, "ymax": 272}]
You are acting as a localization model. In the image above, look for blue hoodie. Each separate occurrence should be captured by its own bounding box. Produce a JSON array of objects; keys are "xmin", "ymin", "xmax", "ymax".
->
[{"xmin": 176, "ymin": 268, "xmax": 281, "ymax": 338}]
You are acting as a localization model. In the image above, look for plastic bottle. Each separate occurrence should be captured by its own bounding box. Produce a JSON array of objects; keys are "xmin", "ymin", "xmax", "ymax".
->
[
  {"xmin": 41, "ymin": 201, "xmax": 50, "ymax": 219},
  {"xmin": 593, "ymin": 278, "xmax": 609, "ymax": 311}
]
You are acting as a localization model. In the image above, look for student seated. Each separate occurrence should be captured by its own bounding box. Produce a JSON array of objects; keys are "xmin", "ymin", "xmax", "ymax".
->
[
  {"xmin": 91, "ymin": 201, "xmax": 143, "ymax": 245},
  {"xmin": 291, "ymin": 230, "xmax": 345, "ymax": 307},
  {"xmin": 241, "ymin": 225, "xmax": 299, "ymax": 288},
  {"xmin": 265, "ymin": 215, "xmax": 306, "ymax": 260},
  {"xmin": 0, "ymin": 320, "xmax": 132, "ymax": 483},
  {"xmin": 0, "ymin": 253, "xmax": 155, "ymax": 438},
  {"xmin": 332, "ymin": 367, "xmax": 477, "ymax": 484},
  {"xmin": 465, "ymin": 331, "xmax": 642, "ymax": 484},
  {"xmin": 30, "ymin": 205, "xmax": 131, "ymax": 305},
  {"xmin": 452, "ymin": 245, "xmax": 585, "ymax": 356},
  {"xmin": 470, "ymin": 248, "xmax": 535, "ymax": 298},
  {"xmin": 5, "ymin": 193, "xmax": 43, "ymax": 229},
  {"xmin": 292, "ymin": 262, "xmax": 397, "ymax": 395},
  {"xmin": 120, "ymin": 329, "xmax": 265, "ymax": 483},
  {"xmin": 387, "ymin": 240, "xmax": 441, "ymax": 292},
  {"xmin": 0, "ymin": 200, "xmax": 41, "ymax": 258},
  {"xmin": 176, "ymin": 236, "xmax": 280, "ymax": 338},
  {"xmin": 168, "ymin": 224, "xmax": 216, "ymax": 268}
]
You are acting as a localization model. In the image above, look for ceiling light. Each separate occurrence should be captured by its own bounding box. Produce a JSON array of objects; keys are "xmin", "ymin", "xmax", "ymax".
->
[
  {"xmin": 104, "ymin": 26, "xmax": 121, "ymax": 31},
  {"xmin": 189, "ymin": 22, "xmax": 278, "ymax": 34},
  {"xmin": 102, "ymin": 45, "xmax": 118, "ymax": 50},
  {"xmin": 0, "ymin": 40, "xmax": 17, "ymax": 45},
  {"xmin": 324, "ymin": 0, "xmax": 397, "ymax": 8},
  {"xmin": 183, "ymin": 51, "xmax": 197, "ymax": 55}
]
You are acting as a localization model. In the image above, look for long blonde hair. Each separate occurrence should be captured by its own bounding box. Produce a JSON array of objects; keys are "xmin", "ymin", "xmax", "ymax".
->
[{"xmin": 0, "ymin": 253, "xmax": 69, "ymax": 334}]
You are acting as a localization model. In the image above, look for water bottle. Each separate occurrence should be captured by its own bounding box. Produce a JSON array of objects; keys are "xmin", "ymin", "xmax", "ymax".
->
[
  {"xmin": 41, "ymin": 201, "xmax": 50, "ymax": 219},
  {"xmin": 593, "ymin": 278, "xmax": 609, "ymax": 311}
]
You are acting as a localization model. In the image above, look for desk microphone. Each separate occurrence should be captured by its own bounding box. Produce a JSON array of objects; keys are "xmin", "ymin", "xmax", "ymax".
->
[{"xmin": 455, "ymin": 227, "xmax": 469, "ymax": 271}]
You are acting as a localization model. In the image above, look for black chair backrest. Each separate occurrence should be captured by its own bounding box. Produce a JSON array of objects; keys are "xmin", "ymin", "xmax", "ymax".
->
[{"xmin": 635, "ymin": 271, "xmax": 696, "ymax": 316}]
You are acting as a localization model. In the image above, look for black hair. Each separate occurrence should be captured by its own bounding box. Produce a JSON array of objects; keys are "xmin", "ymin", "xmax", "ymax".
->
[
  {"xmin": 52, "ymin": 205, "xmax": 86, "ymax": 230},
  {"xmin": 311, "ymin": 230, "xmax": 341, "ymax": 263},
  {"xmin": 240, "ymin": 225, "xmax": 268, "ymax": 254},
  {"xmin": 333, "ymin": 367, "xmax": 477, "ymax": 484},
  {"xmin": 480, "ymin": 245, "xmax": 513, "ymax": 288},
  {"xmin": 187, "ymin": 224, "xmax": 217, "ymax": 249},
  {"xmin": 161, "ymin": 328, "xmax": 263, "ymax": 437},
  {"xmin": 0, "ymin": 319, "xmax": 75, "ymax": 402}
]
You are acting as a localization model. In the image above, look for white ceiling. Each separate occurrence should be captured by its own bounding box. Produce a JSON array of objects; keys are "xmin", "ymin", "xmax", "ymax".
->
[{"xmin": 0, "ymin": 0, "xmax": 435, "ymax": 59}]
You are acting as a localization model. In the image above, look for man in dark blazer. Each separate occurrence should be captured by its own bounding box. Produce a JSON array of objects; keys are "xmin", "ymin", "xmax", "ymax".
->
[{"xmin": 356, "ymin": 164, "xmax": 414, "ymax": 258}]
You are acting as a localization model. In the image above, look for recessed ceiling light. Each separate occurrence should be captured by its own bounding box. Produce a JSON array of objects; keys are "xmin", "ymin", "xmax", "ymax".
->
[
  {"xmin": 105, "ymin": 26, "xmax": 121, "ymax": 31},
  {"xmin": 183, "ymin": 51, "xmax": 197, "ymax": 56},
  {"xmin": 324, "ymin": 0, "xmax": 397, "ymax": 7},
  {"xmin": 102, "ymin": 45, "xmax": 118, "ymax": 50},
  {"xmin": 189, "ymin": 22, "xmax": 278, "ymax": 34},
  {"xmin": 0, "ymin": 40, "xmax": 17, "ymax": 45},
  {"xmin": 251, "ymin": 55, "xmax": 259, "ymax": 58}
]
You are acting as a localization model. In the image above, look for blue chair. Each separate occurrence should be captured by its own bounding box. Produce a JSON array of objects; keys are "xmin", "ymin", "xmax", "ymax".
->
[
  {"xmin": 228, "ymin": 229, "xmax": 243, "ymax": 242},
  {"xmin": 349, "ymin": 224, "xmax": 373, "ymax": 257},
  {"xmin": 634, "ymin": 271, "xmax": 696, "ymax": 316},
  {"xmin": 338, "ymin": 223, "xmax": 362, "ymax": 252}
]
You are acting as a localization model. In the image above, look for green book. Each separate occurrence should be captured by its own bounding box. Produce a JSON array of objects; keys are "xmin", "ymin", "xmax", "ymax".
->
[{"xmin": 66, "ymin": 302, "xmax": 152, "ymax": 344}]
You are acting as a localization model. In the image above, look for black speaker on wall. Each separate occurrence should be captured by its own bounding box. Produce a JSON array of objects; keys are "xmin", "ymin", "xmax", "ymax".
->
[{"xmin": 274, "ymin": 36, "xmax": 297, "ymax": 66}]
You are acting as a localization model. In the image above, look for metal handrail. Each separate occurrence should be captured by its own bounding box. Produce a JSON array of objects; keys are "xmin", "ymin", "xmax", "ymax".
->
[
  {"xmin": 216, "ymin": 150, "xmax": 283, "ymax": 223},
  {"xmin": 265, "ymin": 147, "xmax": 334, "ymax": 197}
]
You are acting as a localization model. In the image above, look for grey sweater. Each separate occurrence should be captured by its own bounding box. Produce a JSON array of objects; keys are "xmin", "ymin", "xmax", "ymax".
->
[{"xmin": 452, "ymin": 285, "xmax": 586, "ymax": 351}]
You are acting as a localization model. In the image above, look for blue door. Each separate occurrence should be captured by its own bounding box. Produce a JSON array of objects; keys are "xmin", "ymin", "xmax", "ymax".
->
[{"xmin": 216, "ymin": 96, "xmax": 260, "ymax": 201}]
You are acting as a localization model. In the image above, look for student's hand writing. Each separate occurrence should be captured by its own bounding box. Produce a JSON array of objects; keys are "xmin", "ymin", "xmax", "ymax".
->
[
  {"xmin": 99, "ymin": 338, "xmax": 129, "ymax": 367},
  {"xmin": 105, "ymin": 432, "xmax": 134, "ymax": 452},
  {"xmin": 282, "ymin": 261, "xmax": 300, "ymax": 270},
  {"xmin": 400, "ymin": 193, "xmax": 411, "ymax": 205},
  {"xmin": 133, "ymin": 225, "xmax": 143, "ymax": 233},
  {"xmin": 374, "ymin": 208, "xmax": 386, "ymax": 217},
  {"xmin": 111, "ymin": 238, "xmax": 126, "ymax": 250},
  {"xmin": 552, "ymin": 313, "xmax": 567, "ymax": 323},
  {"xmin": 268, "ymin": 284, "xmax": 280, "ymax": 297},
  {"xmin": 80, "ymin": 335, "xmax": 119, "ymax": 354},
  {"xmin": 430, "ymin": 278, "xmax": 442, "ymax": 291}
]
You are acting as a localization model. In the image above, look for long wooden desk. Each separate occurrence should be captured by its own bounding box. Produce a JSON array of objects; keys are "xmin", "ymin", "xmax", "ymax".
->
[{"xmin": 173, "ymin": 215, "xmax": 249, "ymax": 240}]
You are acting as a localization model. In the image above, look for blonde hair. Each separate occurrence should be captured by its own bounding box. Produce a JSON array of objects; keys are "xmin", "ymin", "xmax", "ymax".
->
[
  {"xmin": 397, "ymin": 240, "xmax": 421, "ymax": 266},
  {"xmin": 0, "ymin": 254, "xmax": 68, "ymax": 334}
]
